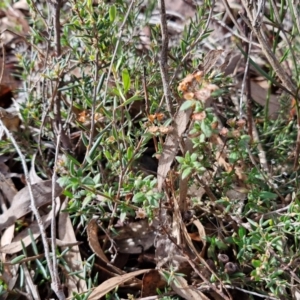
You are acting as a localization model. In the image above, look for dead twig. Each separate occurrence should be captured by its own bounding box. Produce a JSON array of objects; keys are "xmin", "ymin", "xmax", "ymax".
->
[
  {"xmin": 0, "ymin": 120, "xmax": 65, "ymax": 299},
  {"xmin": 240, "ymin": 0, "xmax": 296, "ymax": 95},
  {"xmin": 157, "ymin": 0, "xmax": 173, "ymax": 115},
  {"xmin": 51, "ymin": 125, "xmax": 62, "ymax": 298}
]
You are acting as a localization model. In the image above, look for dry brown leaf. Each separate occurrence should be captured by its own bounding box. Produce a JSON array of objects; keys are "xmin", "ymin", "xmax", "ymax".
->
[
  {"xmin": 29, "ymin": 153, "xmax": 43, "ymax": 184},
  {"xmin": 0, "ymin": 57, "xmax": 21, "ymax": 92},
  {"xmin": 1, "ymin": 223, "xmax": 15, "ymax": 269},
  {"xmin": 0, "ymin": 180, "xmax": 62, "ymax": 231},
  {"xmin": 236, "ymin": 80, "xmax": 280, "ymax": 119},
  {"xmin": 192, "ymin": 219, "xmax": 206, "ymax": 258},
  {"xmin": 0, "ymin": 171, "xmax": 17, "ymax": 205},
  {"xmin": 58, "ymin": 199, "xmax": 87, "ymax": 294},
  {"xmin": 169, "ymin": 275, "xmax": 210, "ymax": 300},
  {"xmin": 157, "ymin": 108, "xmax": 192, "ymax": 191},
  {"xmin": 141, "ymin": 270, "xmax": 165, "ymax": 297},
  {"xmin": 87, "ymin": 269, "xmax": 151, "ymax": 300},
  {"xmin": 87, "ymin": 219, "xmax": 123, "ymax": 275},
  {"xmin": 0, "ymin": 198, "xmax": 61, "ymax": 254},
  {"xmin": 0, "ymin": 108, "xmax": 20, "ymax": 132},
  {"xmin": 87, "ymin": 219, "xmax": 110, "ymax": 263},
  {"xmin": 23, "ymin": 263, "xmax": 41, "ymax": 300},
  {"xmin": 188, "ymin": 232, "xmax": 201, "ymax": 241}
]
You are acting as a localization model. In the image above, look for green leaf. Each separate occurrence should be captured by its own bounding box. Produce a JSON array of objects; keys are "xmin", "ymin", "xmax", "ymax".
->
[
  {"xmin": 259, "ymin": 191, "xmax": 277, "ymax": 200},
  {"xmin": 252, "ymin": 260, "xmax": 261, "ymax": 268},
  {"xmin": 229, "ymin": 151, "xmax": 239, "ymax": 163},
  {"xmin": 122, "ymin": 95, "xmax": 143, "ymax": 106},
  {"xmin": 182, "ymin": 167, "xmax": 192, "ymax": 179},
  {"xmin": 176, "ymin": 156, "xmax": 184, "ymax": 164},
  {"xmin": 201, "ymin": 120, "xmax": 212, "ymax": 137},
  {"xmin": 238, "ymin": 226, "xmax": 246, "ymax": 239},
  {"xmin": 65, "ymin": 153, "xmax": 81, "ymax": 166},
  {"xmin": 82, "ymin": 177, "xmax": 95, "ymax": 186},
  {"xmin": 109, "ymin": 5, "xmax": 116, "ymax": 22},
  {"xmin": 127, "ymin": 146, "xmax": 133, "ymax": 160},
  {"xmin": 132, "ymin": 192, "xmax": 145, "ymax": 203},
  {"xmin": 122, "ymin": 68, "xmax": 130, "ymax": 93},
  {"xmin": 180, "ymin": 100, "xmax": 195, "ymax": 111},
  {"xmin": 190, "ymin": 153, "xmax": 198, "ymax": 162},
  {"xmin": 57, "ymin": 176, "xmax": 70, "ymax": 187},
  {"xmin": 10, "ymin": 255, "xmax": 26, "ymax": 264}
]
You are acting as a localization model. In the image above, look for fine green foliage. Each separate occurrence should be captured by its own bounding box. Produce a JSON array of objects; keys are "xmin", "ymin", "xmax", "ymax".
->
[{"xmin": 2, "ymin": 0, "xmax": 300, "ymax": 299}]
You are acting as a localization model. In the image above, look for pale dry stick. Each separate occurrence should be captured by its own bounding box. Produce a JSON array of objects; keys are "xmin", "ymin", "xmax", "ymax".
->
[
  {"xmin": 211, "ymin": 16, "xmax": 261, "ymax": 48},
  {"xmin": 270, "ymin": 0, "xmax": 298, "ymax": 78},
  {"xmin": 252, "ymin": 121, "xmax": 270, "ymax": 174},
  {"xmin": 157, "ymin": 0, "xmax": 173, "ymax": 115},
  {"xmin": 51, "ymin": 125, "xmax": 62, "ymax": 298},
  {"xmin": 169, "ymin": 0, "xmax": 215, "ymax": 86},
  {"xmin": 254, "ymin": 0, "xmax": 266, "ymax": 26},
  {"xmin": 0, "ymin": 121, "xmax": 65, "ymax": 300},
  {"xmin": 239, "ymin": 31, "xmax": 253, "ymax": 119},
  {"xmin": 222, "ymin": 0, "xmax": 244, "ymax": 34},
  {"xmin": 240, "ymin": 0, "xmax": 296, "ymax": 95},
  {"xmin": 98, "ymin": 0, "xmax": 136, "ymax": 110},
  {"xmin": 198, "ymin": 285, "xmax": 278, "ymax": 300}
]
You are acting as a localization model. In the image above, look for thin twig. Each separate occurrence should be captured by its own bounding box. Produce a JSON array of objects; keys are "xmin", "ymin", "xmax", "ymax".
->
[
  {"xmin": 198, "ymin": 285, "xmax": 278, "ymax": 300},
  {"xmin": 48, "ymin": 0, "xmax": 71, "ymax": 151},
  {"xmin": 240, "ymin": 0, "xmax": 296, "ymax": 95},
  {"xmin": 51, "ymin": 125, "xmax": 62, "ymax": 298},
  {"xmin": 240, "ymin": 11, "xmax": 253, "ymax": 141},
  {"xmin": 222, "ymin": 0, "xmax": 244, "ymax": 34},
  {"xmin": 211, "ymin": 16, "xmax": 261, "ymax": 48},
  {"xmin": 0, "ymin": 121, "xmax": 65, "ymax": 299},
  {"xmin": 157, "ymin": 0, "xmax": 173, "ymax": 115}
]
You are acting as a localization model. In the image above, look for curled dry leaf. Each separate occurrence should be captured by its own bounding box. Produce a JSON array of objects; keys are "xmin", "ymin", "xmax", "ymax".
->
[
  {"xmin": 58, "ymin": 199, "xmax": 87, "ymax": 294},
  {"xmin": 169, "ymin": 274, "xmax": 210, "ymax": 300},
  {"xmin": 0, "ymin": 108, "xmax": 20, "ymax": 132},
  {"xmin": 192, "ymin": 219, "xmax": 206, "ymax": 258},
  {"xmin": 29, "ymin": 153, "xmax": 43, "ymax": 184},
  {"xmin": 87, "ymin": 219, "xmax": 123, "ymax": 275},
  {"xmin": 157, "ymin": 108, "xmax": 192, "ymax": 191},
  {"xmin": 87, "ymin": 269, "xmax": 151, "ymax": 300},
  {"xmin": 22, "ymin": 263, "xmax": 41, "ymax": 300},
  {"xmin": 0, "ymin": 171, "xmax": 17, "ymax": 206},
  {"xmin": 0, "ymin": 197, "xmax": 61, "ymax": 254},
  {"xmin": 0, "ymin": 180, "xmax": 62, "ymax": 231},
  {"xmin": 141, "ymin": 270, "xmax": 165, "ymax": 297},
  {"xmin": 87, "ymin": 219, "xmax": 110, "ymax": 264}
]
